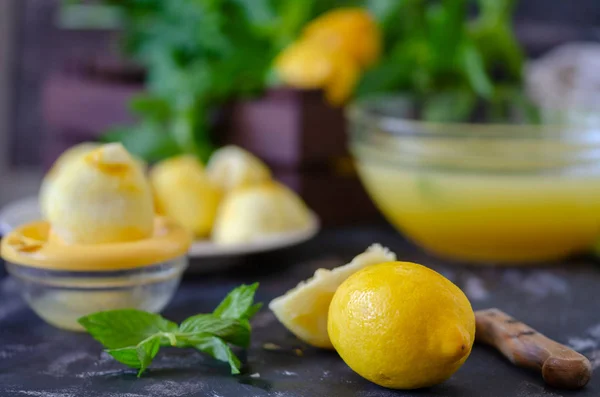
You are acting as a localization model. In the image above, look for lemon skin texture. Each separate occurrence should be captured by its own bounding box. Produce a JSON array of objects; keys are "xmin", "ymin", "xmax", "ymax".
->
[{"xmin": 328, "ymin": 261, "xmax": 475, "ymax": 389}]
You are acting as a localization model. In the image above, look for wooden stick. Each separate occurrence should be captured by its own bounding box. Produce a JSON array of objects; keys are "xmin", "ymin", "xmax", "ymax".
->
[{"xmin": 475, "ymin": 308, "xmax": 592, "ymax": 389}]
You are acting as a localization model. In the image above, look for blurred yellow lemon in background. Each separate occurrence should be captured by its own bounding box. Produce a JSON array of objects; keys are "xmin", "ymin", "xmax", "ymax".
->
[
  {"xmin": 274, "ymin": 8, "xmax": 379, "ymax": 105},
  {"xmin": 206, "ymin": 146, "xmax": 271, "ymax": 192},
  {"xmin": 324, "ymin": 52, "xmax": 360, "ymax": 106},
  {"xmin": 328, "ymin": 262, "xmax": 475, "ymax": 389},
  {"xmin": 150, "ymin": 155, "xmax": 221, "ymax": 238},
  {"xmin": 269, "ymin": 244, "xmax": 396, "ymax": 348},
  {"xmin": 275, "ymin": 41, "xmax": 360, "ymax": 106},
  {"xmin": 212, "ymin": 181, "xmax": 311, "ymax": 245},
  {"xmin": 275, "ymin": 41, "xmax": 336, "ymax": 90},
  {"xmin": 303, "ymin": 8, "xmax": 381, "ymax": 68},
  {"xmin": 45, "ymin": 143, "xmax": 154, "ymax": 244}
]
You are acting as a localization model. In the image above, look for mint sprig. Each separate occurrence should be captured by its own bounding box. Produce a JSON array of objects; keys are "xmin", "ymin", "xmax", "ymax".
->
[{"xmin": 78, "ymin": 283, "xmax": 261, "ymax": 377}]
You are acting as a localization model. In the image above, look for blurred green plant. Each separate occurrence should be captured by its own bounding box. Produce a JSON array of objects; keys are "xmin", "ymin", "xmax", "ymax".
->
[
  {"xmin": 359, "ymin": 0, "xmax": 531, "ymax": 123},
  {"xmin": 92, "ymin": 0, "xmax": 359, "ymax": 161},
  {"xmin": 64, "ymin": 0, "xmax": 529, "ymax": 162}
]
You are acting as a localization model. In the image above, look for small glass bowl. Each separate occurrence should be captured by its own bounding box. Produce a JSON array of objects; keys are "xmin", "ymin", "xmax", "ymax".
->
[
  {"xmin": 5, "ymin": 256, "xmax": 187, "ymax": 331},
  {"xmin": 1, "ymin": 216, "xmax": 191, "ymax": 330}
]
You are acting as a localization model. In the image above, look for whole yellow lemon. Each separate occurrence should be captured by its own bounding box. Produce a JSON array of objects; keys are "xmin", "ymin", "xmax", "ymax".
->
[{"xmin": 328, "ymin": 262, "xmax": 475, "ymax": 389}]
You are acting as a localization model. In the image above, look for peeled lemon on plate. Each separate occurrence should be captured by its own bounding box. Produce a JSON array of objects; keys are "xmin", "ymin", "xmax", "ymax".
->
[
  {"xmin": 328, "ymin": 261, "xmax": 475, "ymax": 389},
  {"xmin": 212, "ymin": 181, "xmax": 312, "ymax": 245},
  {"xmin": 206, "ymin": 145, "xmax": 271, "ymax": 192},
  {"xmin": 269, "ymin": 244, "xmax": 396, "ymax": 348},
  {"xmin": 150, "ymin": 155, "xmax": 221, "ymax": 238},
  {"xmin": 45, "ymin": 143, "xmax": 154, "ymax": 244}
]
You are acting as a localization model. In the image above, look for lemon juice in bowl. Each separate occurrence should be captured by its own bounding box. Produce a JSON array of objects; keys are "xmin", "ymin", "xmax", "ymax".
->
[{"xmin": 349, "ymin": 96, "xmax": 600, "ymax": 264}]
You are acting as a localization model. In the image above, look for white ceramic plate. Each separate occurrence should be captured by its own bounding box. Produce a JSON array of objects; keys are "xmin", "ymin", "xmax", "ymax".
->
[
  {"xmin": 0, "ymin": 197, "xmax": 320, "ymax": 265},
  {"xmin": 188, "ymin": 214, "xmax": 319, "ymax": 258}
]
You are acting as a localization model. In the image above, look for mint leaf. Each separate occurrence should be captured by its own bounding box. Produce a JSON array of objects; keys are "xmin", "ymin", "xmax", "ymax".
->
[
  {"xmin": 106, "ymin": 337, "xmax": 161, "ymax": 377},
  {"xmin": 194, "ymin": 335, "xmax": 242, "ymax": 375},
  {"xmin": 79, "ymin": 284, "xmax": 261, "ymax": 377},
  {"xmin": 136, "ymin": 337, "xmax": 161, "ymax": 377},
  {"xmin": 179, "ymin": 315, "xmax": 250, "ymax": 347},
  {"xmin": 106, "ymin": 347, "xmax": 142, "ymax": 368},
  {"xmin": 78, "ymin": 309, "xmax": 178, "ymax": 349},
  {"xmin": 213, "ymin": 283, "xmax": 260, "ymax": 320},
  {"xmin": 244, "ymin": 303, "xmax": 263, "ymax": 320}
]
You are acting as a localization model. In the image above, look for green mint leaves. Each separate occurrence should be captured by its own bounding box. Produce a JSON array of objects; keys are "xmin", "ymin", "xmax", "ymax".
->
[
  {"xmin": 77, "ymin": 310, "xmax": 179, "ymax": 349},
  {"xmin": 78, "ymin": 283, "xmax": 261, "ymax": 377}
]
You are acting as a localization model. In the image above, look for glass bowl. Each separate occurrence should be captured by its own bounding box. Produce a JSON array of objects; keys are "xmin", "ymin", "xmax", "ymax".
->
[
  {"xmin": 5, "ymin": 256, "xmax": 187, "ymax": 331},
  {"xmin": 348, "ymin": 95, "xmax": 600, "ymax": 264}
]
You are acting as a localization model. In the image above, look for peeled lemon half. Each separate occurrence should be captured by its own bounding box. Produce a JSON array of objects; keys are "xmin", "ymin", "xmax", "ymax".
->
[
  {"xmin": 40, "ymin": 143, "xmax": 148, "ymax": 220},
  {"xmin": 45, "ymin": 143, "xmax": 154, "ymax": 244},
  {"xmin": 40, "ymin": 142, "xmax": 100, "ymax": 219},
  {"xmin": 269, "ymin": 244, "xmax": 396, "ymax": 348}
]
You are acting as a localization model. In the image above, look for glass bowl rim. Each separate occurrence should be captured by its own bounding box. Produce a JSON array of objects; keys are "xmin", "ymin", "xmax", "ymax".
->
[
  {"xmin": 4, "ymin": 257, "xmax": 188, "ymax": 289},
  {"xmin": 347, "ymin": 94, "xmax": 600, "ymax": 140}
]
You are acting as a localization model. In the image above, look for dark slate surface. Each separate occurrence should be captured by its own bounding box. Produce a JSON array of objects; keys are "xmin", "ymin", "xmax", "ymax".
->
[{"xmin": 1, "ymin": 226, "xmax": 599, "ymax": 397}]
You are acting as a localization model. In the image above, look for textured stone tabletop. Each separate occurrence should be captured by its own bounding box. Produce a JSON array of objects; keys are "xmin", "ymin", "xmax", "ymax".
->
[{"xmin": 0, "ymin": 226, "xmax": 599, "ymax": 397}]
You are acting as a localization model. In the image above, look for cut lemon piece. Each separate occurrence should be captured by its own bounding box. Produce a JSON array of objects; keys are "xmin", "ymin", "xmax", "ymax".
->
[{"xmin": 269, "ymin": 244, "xmax": 396, "ymax": 349}]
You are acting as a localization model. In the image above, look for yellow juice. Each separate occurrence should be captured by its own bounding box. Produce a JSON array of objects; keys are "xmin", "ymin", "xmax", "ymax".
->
[{"xmin": 357, "ymin": 162, "xmax": 600, "ymax": 263}]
